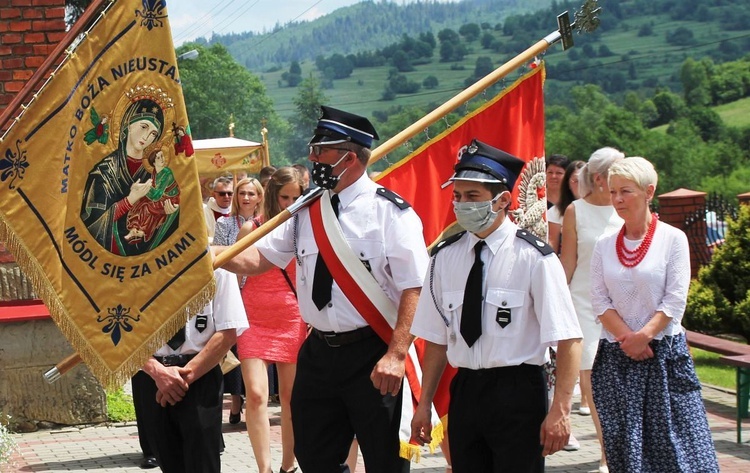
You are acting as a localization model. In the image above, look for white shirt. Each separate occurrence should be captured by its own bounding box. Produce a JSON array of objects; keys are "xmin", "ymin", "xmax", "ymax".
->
[
  {"xmin": 547, "ymin": 205, "xmax": 562, "ymax": 225},
  {"xmin": 591, "ymin": 220, "xmax": 689, "ymax": 341},
  {"xmin": 256, "ymin": 173, "xmax": 429, "ymax": 332},
  {"xmin": 154, "ymin": 268, "xmax": 248, "ymax": 356},
  {"xmin": 203, "ymin": 198, "xmax": 231, "ymax": 244},
  {"xmin": 411, "ymin": 217, "xmax": 582, "ymax": 370}
]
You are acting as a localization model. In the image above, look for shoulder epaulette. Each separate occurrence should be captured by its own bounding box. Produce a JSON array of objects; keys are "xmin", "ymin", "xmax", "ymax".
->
[
  {"xmin": 376, "ymin": 187, "xmax": 411, "ymax": 210},
  {"xmin": 516, "ymin": 229, "xmax": 554, "ymax": 256},
  {"xmin": 430, "ymin": 231, "xmax": 467, "ymax": 256}
]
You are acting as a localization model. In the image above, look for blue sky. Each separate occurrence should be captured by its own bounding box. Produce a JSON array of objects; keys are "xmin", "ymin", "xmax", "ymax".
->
[{"xmin": 168, "ymin": 0, "xmax": 457, "ymax": 45}]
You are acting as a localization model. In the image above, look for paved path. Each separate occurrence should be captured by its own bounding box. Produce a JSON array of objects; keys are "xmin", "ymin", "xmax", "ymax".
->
[{"xmin": 8, "ymin": 385, "xmax": 750, "ymax": 472}]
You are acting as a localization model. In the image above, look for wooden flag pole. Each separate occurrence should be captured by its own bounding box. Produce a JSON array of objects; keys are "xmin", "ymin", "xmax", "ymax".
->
[
  {"xmin": 368, "ymin": 1, "xmax": 602, "ymax": 164},
  {"xmin": 44, "ymin": 1, "xmax": 601, "ymax": 383}
]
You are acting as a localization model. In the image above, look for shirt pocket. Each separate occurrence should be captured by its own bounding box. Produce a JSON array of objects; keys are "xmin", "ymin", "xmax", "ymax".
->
[
  {"xmin": 442, "ymin": 291, "xmax": 464, "ymax": 328},
  {"xmin": 296, "ymin": 237, "xmax": 319, "ymax": 288},
  {"xmin": 348, "ymin": 238, "xmax": 384, "ymax": 275},
  {"xmin": 485, "ymin": 288, "xmax": 525, "ymax": 338}
]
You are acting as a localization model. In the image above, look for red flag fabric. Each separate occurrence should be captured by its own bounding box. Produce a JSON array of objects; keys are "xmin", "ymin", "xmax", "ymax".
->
[
  {"xmin": 376, "ymin": 65, "xmax": 546, "ymax": 246},
  {"xmin": 375, "ymin": 65, "xmax": 546, "ymax": 422}
]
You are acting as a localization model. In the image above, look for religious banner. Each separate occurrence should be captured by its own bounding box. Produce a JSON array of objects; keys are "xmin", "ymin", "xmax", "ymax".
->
[
  {"xmin": 376, "ymin": 64, "xmax": 546, "ymax": 247},
  {"xmin": 0, "ymin": 0, "xmax": 214, "ymax": 388}
]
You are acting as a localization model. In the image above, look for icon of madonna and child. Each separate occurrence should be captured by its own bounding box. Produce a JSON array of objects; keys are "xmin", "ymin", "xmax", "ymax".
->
[{"xmin": 80, "ymin": 92, "xmax": 188, "ymax": 257}]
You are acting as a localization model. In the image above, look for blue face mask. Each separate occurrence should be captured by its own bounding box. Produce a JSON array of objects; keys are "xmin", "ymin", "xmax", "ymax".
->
[
  {"xmin": 311, "ymin": 152, "xmax": 348, "ymax": 190},
  {"xmin": 453, "ymin": 193, "xmax": 502, "ymax": 234}
]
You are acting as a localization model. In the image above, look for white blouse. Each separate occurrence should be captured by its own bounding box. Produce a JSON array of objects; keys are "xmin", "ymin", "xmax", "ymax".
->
[{"xmin": 590, "ymin": 221, "xmax": 689, "ymax": 342}]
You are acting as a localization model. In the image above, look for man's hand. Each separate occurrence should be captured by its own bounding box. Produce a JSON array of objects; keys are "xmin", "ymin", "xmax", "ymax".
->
[
  {"xmin": 152, "ymin": 365, "xmax": 190, "ymax": 407},
  {"xmin": 539, "ymin": 408, "xmax": 571, "ymax": 457},
  {"xmin": 410, "ymin": 405, "xmax": 433, "ymax": 446},
  {"xmin": 370, "ymin": 351, "xmax": 405, "ymax": 396}
]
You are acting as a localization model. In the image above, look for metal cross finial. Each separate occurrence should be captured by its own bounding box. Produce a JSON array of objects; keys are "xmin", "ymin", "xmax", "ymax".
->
[
  {"xmin": 554, "ymin": 0, "xmax": 602, "ymax": 51},
  {"xmin": 574, "ymin": 0, "xmax": 602, "ymax": 34}
]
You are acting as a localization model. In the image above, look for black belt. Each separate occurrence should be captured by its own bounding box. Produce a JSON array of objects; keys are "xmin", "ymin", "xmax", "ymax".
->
[
  {"xmin": 153, "ymin": 353, "xmax": 197, "ymax": 367},
  {"xmin": 458, "ymin": 364, "xmax": 542, "ymax": 377},
  {"xmin": 311, "ymin": 326, "xmax": 376, "ymax": 347}
]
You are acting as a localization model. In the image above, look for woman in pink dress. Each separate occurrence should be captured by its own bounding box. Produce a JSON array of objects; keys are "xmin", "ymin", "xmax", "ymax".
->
[{"xmin": 237, "ymin": 167, "xmax": 306, "ymax": 473}]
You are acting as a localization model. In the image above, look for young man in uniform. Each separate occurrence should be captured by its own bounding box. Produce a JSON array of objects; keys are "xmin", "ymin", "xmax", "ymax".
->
[
  {"xmin": 216, "ymin": 106, "xmax": 429, "ymax": 473},
  {"xmin": 410, "ymin": 139, "xmax": 583, "ymax": 473},
  {"xmin": 132, "ymin": 269, "xmax": 248, "ymax": 473}
]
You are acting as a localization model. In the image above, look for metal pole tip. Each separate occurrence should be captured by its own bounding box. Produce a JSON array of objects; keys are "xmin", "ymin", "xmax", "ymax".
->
[{"xmin": 43, "ymin": 366, "xmax": 61, "ymax": 384}]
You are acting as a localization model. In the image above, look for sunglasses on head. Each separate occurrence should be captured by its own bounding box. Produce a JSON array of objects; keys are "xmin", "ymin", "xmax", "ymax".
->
[
  {"xmin": 215, "ymin": 191, "xmax": 233, "ymax": 197},
  {"xmin": 309, "ymin": 145, "xmax": 349, "ymax": 157}
]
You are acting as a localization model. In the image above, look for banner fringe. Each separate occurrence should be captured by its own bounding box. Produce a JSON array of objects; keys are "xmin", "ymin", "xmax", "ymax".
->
[
  {"xmin": 0, "ymin": 216, "xmax": 215, "ymax": 390},
  {"xmin": 399, "ymin": 419, "xmax": 444, "ymax": 463}
]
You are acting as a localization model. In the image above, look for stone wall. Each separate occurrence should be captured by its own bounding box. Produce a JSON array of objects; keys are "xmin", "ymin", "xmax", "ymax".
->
[{"xmin": 0, "ymin": 319, "xmax": 106, "ymax": 430}]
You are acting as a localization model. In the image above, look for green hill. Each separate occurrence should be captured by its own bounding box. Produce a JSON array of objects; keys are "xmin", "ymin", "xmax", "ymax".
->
[
  {"xmin": 204, "ymin": 0, "xmax": 750, "ymax": 121},
  {"xmin": 212, "ymin": 0, "xmax": 555, "ymax": 71}
]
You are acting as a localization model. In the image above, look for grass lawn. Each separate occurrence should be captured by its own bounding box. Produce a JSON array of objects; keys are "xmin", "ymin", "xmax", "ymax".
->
[{"xmin": 692, "ymin": 347, "xmax": 735, "ymax": 391}]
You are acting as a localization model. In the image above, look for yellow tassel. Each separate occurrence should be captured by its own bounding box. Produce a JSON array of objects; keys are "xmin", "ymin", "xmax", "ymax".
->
[{"xmin": 398, "ymin": 416, "xmax": 447, "ymax": 462}]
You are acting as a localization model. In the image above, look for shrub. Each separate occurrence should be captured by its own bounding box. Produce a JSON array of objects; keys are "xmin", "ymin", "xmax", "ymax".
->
[
  {"xmin": 685, "ymin": 205, "xmax": 750, "ymax": 341},
  {"xmin": 0, "ymin": 413, "xmax": 19, "ymax": 471}
]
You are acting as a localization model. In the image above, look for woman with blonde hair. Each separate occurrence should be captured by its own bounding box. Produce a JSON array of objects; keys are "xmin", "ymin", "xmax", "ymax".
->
[
  {"xmin": 237, "ymin": 167, "xmax": 306, "ymax": 473},
  {"xmin": 591, "ymin": 157, "xmax": 718, "ymax": 472},
  {"xmin": 560, "ymin": 147, "xmax": 624, "ymax": 473},
  {"xmin": 213, "ymin": 177, "xmax": 264, "ymax": 423}
]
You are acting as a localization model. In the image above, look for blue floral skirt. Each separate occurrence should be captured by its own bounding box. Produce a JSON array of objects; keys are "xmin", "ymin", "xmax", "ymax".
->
[{"xmin": 591, "ymin": 334, "xmax": 719, "ymax": 472}]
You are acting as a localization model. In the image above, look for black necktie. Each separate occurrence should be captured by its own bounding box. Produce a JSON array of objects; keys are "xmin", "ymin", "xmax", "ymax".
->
[
  {"xmin": 312, "ymin": 194, "xmax": 340, "ymax": 310},
  {"xmin": 167, "ymin": 327, "xmax": 185, "ymax": 350},
  {"xmin": 460, "ymin": 241, "xmax": 486, "ymax": 347}
]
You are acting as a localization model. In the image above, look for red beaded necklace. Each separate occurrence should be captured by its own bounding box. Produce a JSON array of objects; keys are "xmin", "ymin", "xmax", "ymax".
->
[{"xmin": 616, "ymin": 214, "xmax": 658, "ymax": 268}]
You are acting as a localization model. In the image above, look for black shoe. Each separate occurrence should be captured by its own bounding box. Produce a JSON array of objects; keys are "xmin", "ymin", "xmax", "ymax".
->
[
  {"xmin": 229, "ymin": 396, "xmax": 244, "ymax": 424},
  {"xmin": 140, "ymin": 456, "xmax": 158, "ymax": 469},
  {"xmin": 279, "ymin": 467, "xmax": 298, "ymax": 473}
]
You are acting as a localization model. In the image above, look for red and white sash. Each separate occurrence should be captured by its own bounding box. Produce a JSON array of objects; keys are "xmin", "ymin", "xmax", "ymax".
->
[{"xmin": 309, "ymin": 190, "xmax": 442, "ymax": 461}]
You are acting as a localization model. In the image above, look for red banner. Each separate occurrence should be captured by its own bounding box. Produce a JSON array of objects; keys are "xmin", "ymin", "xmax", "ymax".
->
[
  {"xmin": 376, "ymin": 65, "xmax": 546, "ymax": 246},
  {"xmin": 375, "ymin": 64, "xmax": 546, "ymax": 420}
]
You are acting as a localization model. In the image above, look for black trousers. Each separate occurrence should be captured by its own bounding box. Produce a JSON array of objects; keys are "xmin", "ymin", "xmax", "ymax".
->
[
  {"xmin": 291, "ymin": 333, "xmax": 410, "ymax": 473},
  {"xmin": 131, "ymin": 375, "xmax": 153, "ymax": 458},
  {"xmin": 448, "ymin": 365, "xmax": 546, "ymax": 473},
  {"xmin": 131, "ymin": 366, "xmax": 224, "ymax": 473}
]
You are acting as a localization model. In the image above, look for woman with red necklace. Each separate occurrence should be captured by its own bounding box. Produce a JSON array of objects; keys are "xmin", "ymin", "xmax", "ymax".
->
[{"xmin": 591, "ymin": 157, "xmax": 718, "ymax": 472}]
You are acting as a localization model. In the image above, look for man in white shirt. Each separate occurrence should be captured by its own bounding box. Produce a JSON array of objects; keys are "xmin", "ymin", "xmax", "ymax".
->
[
  {"xmin": 410, "ymin": 139, "xmax": 582, "ymax": 473},
  {"xmin": 131, "ymin": 269, "xmax": 248, "ymax": 473},
  {"xmin": 217, "ymin": 106, "xmax": 428, "ymax": 473}
]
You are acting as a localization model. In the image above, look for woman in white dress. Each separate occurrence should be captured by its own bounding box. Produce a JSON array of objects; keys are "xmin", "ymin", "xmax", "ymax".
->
[{"xmin": 560, "ymin": 147, "xmax": 624, "ymax": 473}]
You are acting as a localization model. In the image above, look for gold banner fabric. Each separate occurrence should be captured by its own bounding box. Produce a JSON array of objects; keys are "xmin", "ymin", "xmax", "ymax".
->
[
  {"xmin": 0, "ymin": 0, "xmax": 215, "ymax": 388},
  {"xmin": 193, "ymin": 137, "xmax": 265, "ymax": 176}
]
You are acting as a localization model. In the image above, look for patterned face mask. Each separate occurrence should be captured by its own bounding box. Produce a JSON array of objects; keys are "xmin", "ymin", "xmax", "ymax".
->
[{"xmin": 311, "ymin": 151, "xmax": 349, "ymax": 190}]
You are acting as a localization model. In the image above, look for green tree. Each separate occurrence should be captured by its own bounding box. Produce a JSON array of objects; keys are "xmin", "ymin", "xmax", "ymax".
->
[
  {"xmin": 176, "ymin": 44, "xmax": 287, "ymax": 157},
  {"xmin": 652, "ymin": 91, "xmax": 686, "ymax": 126},
  {"xmin": 680, "ymin": 58, "xmax": 711, "ymax": 107},
  {"xmin": 285, "ymin": 74, "xmax": 328, "ymax": 163},
  {"xmin": 459, "ymin": 23, "xmax": 481, "ymax": 42},
  {"xmin": 686, "ymin": 205, "xmax": 750, "ymax": 342},
  {"xmin": 423, "ymin": 75, "xmax": 439, "ymax": 89},
  {"xmin": 391, "ymin": 50, "xmax": 414, "ymax": 72}
]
